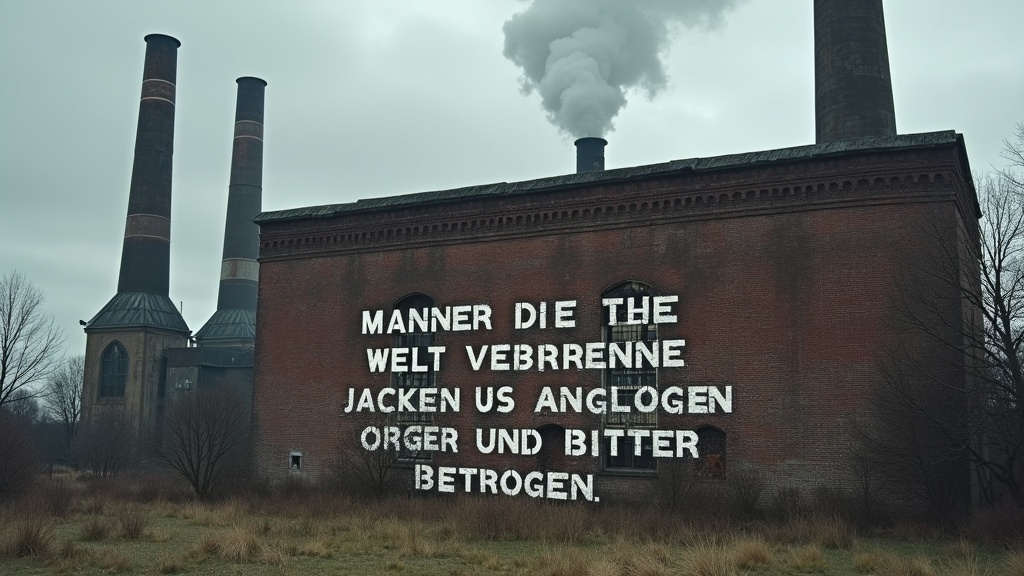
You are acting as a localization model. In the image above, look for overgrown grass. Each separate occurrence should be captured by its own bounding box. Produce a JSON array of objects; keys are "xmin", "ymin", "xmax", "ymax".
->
[{"xmin": 0, "ymin": 474, "xmax": 1020, "ymax": 575}]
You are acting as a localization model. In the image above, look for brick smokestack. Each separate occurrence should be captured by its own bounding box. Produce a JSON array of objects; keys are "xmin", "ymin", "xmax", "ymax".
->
[
  {"xmin": 217, "ymin": 77, "xmax": 265, "ymax": 313},
  {"xmin": 195, "ymin": 77, "xmax": 266, "ymax": 347},
  {"xmin": 117, "ymin": 34, "xmax": 181, "ymax": 295},
  {"xmin": 575, "ymin": 137, "xmax": 607, "ymax": 173},
  {"xmin": 814, "ymin": 0, "xmax": 896, "ymax": 143}
]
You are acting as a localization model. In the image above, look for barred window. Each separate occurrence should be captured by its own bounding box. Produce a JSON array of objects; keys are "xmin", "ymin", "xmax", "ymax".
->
[
  {"xmin": 603, "ymin": 281, "xmax": 657, "ymax": 470},
  {"xmin": 99, "ymin": 342, "xmax": 128, "ymax": 398},
  {"xmin": 392, "ymin": 294, "xmax": 435, "ymax": 460}
]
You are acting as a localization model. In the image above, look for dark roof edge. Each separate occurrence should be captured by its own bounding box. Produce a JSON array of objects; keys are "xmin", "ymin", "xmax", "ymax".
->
[
  {"xmin": 84, "ymin": 292, "xmax": 190, "ymax": 335},
  {"xmin": 256, "ymin": 131, "xmax": 965, "ymax": 225}
]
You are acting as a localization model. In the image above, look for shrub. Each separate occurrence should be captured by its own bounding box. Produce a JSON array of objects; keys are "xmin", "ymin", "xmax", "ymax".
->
[
  {"xmin": 731, "ymin": 537, "xmax": 773, "ymax": 568},
  {"xmin": 117, "ymin": 506, "xmax": 150, "ymax": 540},
  {"xmin": 968, "ymin": 503, "xmax": 1024, "ymax": 543},
  {"xmin": 1004, "ymin": 549, "xmax": 1024, "ymax": 576},
  {"xmin": 2, "ymin": 516, "xmax": 53, "ymax": 557},
  {"xmin": 771, "ymin": 486, "xmax": 802, "ymax": 519},
  {"xmin": 727, "ymin": 469, "xmax": 765, "ymax": 517},
  {"xmin": 217, "ymin": 524, "xmax": 263, "ymax": 563},
  {"xmin": 0, "ymin": 415, "xmax": 40, "ymax": 499},
  {"xmin": 79, "ymin": 516, "xmax": 113, "ymax": 541},
  {"xmin": 688, "ymin": 541, "xmax": 737, "ymax": 576},
  {"xmin": 786, "ymin": 545, "xmax": 825, "ymax": 571}
]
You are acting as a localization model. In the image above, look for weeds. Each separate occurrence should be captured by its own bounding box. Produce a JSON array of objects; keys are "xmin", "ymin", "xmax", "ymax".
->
[
  {"xmin": 688, "ymin": 540, "xmax": 737, "ymax": 576},
  {"xmin": 1004, "ymin": 549, "xmax": 1024, "ymax": 576},
  {"xmin": 217, "ymin": 524, "xmax": 263, "ymax": 563},
  {"xmin": 79, "ymin": 515, "xmax": 113, "ymax": 541},
  {"xmin": 787, "ymin": 545, "xmax": 825, "ymax": 571},
  {"xmin": 92, "ymin": 546, "xmax": 133, "ymax": 572},
  {"xmin": 1, "ymin": 516, "xmax": 53, "ymax": 557},
  {"xmin": 117, "ymin": 505, "xmax": 150, "ymax": 539},
  {"xmin": 731, "ymin": 537, "xmax": 773, "ymax": 568},
  {"xmin": 0, "ymin": 475, "xmax": 1022, "ymax": 574}
]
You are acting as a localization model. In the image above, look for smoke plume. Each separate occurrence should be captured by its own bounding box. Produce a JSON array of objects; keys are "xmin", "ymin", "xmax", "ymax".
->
[{"xmin": 503, "ymin": 0, "xmax": 740, "ymax": 138}]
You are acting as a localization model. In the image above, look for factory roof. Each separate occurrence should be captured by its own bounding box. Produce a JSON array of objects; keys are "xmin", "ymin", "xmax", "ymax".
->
[
  {"xmin": 194, "ymin": 308, "xmax": 256, "ymax": 344},
  {"xmin": 85, "ymin": 292, "xmax": 190, "ymax": 334},
  {"xmin": 256, "ymin": 131, "xmax": 972, "ymax": 225}
]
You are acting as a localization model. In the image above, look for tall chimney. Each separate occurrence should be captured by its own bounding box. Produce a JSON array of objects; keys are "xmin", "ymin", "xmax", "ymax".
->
[
  {"xmin": 195, "ymin": 77, "xmax": 267, "ymax": 347},
  {"xmin": 82, "ymin": 35, "xmax": 188, "ymax": 438},
  {"xmin": 575, "ymin": 137, "xmax": 607, "ymax": 173},
  {"xmin": 117, "ymin": 34, "xmax": 181, "ymax": 295},
  {"xmin": 814, "ymin": 0, "xmax": 896, "ymax": 143}
]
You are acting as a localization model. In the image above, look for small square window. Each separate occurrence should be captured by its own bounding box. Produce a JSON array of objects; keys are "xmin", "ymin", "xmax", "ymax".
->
[{"xmin": 289, "ymin": 451, "xmax": 302, "ymax": 472}]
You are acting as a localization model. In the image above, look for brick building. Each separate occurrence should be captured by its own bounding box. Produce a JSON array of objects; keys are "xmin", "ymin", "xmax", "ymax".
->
[
  {"xmin": 250, "ymin": 0, "xmax": 981, "ymax": 503},
  {"xmin": 251, "ymin": 129, "xmax": 978, "ymax": 502}
]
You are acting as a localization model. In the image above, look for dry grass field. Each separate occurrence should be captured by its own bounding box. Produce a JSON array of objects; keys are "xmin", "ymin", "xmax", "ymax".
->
[{"xmin": 1, "ymin": 475, "xmax": 1022, "ymax": 575}]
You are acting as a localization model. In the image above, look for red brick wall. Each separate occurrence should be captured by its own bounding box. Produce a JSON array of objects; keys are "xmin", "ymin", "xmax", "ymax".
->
[{"xmin": 252, "ymin": 144, "xmax": 977, "ymax": 501}]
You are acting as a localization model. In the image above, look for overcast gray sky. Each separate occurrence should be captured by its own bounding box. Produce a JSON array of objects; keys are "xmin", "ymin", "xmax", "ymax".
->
[{"xmin": 1, "ymin": 0, "xmax": 1022, "ymax": 361}]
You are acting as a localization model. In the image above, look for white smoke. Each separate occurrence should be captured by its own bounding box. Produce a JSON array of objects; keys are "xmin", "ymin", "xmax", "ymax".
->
[{"xmin": 503, "ymin": 0, "xmax": 741, "ymax": 138}]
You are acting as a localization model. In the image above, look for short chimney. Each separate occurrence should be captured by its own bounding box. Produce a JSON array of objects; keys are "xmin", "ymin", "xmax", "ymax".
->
[
  {"xmin": 575, "ymin": 137, "xmax": 607, "ymax": 173},
  {"xmin": 814, "ymin": 0, "xmax": 896, "ymax": 143}
]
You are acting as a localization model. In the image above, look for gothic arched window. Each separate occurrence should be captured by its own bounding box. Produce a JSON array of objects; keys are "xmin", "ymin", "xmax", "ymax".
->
[{"xmin": 99, "ymin": 341, "xmax": 128, "ymax": 398}]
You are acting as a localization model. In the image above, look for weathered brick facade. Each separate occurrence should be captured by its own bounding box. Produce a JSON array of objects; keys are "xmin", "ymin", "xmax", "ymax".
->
[{"xmin": 252, "ymin": 132, "xmax": 978, "ymax": 503}]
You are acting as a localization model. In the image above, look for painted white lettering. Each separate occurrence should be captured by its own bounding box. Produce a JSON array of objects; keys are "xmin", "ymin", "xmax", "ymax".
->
[
  {"xmin": 466, "ymin": 345, "xmax": 488, "ymax": 371},
  {"xmin": 366, "ymin": 348, "xmax": 389, "ymax": 372},
  {"xmin": 515, "ymin": 302, "xmax": 536, "ymax": 330},
  {"xmin": 689, "ymin": 386, "xmax": 709, "ymax": 413},
  {"xmin": 362, "ymin": 310, "xmax": 383, "ymax": 334},
  {"xmin": 451, "ymin": 305, "xmax": 472, "ymax": 331},
  {"xmin": 387, "ymin": 309, "xmax": 406, "ymax": 334},
  {"xmin": 554, "ymin": 300, "xmax": 577, "ymax": 328},
  {"xmin": 602, "ymin": 298, "xmax": 623, "ymax": 325},
  {"xmin": 662, "ymin": 339, "xmax": 686, "ymax": 367},
  {"xmin": 491, "ymin": 344, "xmax": 511, "ymax": 371},
  {"xmin": 473, "ymin": 305, "xmax": 493, "ymax": 330},
  {"xmin": 652, "ymin": 295, "xmax": 678, "ymax": 324}
]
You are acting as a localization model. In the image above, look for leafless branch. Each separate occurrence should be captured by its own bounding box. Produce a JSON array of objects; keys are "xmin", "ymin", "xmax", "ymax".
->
[{"xmin": 0, "ymin": 271, "xmax": 65, "ymax": 409}]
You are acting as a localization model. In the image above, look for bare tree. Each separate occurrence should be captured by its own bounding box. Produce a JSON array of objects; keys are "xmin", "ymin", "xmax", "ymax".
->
[
  {"xmin": 1001, "ymin": 121, "xmax": 1024, "ymax": 188},
  {"xmin": 0, "ymin": 271, "xmax": 64, "ymax": 410},
  {"xmin": 156, "ymin": 387, "xmax": 249, "ymax": 501},
  {"xmin": 77, "ymin": 407, "xmax": 138, "ymax": 476},
  {"xmin": 43, "ymin": 355, "xmax": 84, "ymax": 466},
  {"xmin": 855, "ymin": 169, "xmax": 1024, "ymax": 509},
  {"xmin": 331, "ymin": 413, "xmax": 402, "ymax": 500},
  {"xmin": 4, "ymin": 388, "xmax": 44, "ymax": 425}
]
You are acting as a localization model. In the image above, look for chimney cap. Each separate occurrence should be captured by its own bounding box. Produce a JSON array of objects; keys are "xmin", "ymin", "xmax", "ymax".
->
[
  {"xmin": 237, "ymin": 76, "xmax": 268, "ymax": 87},
  {"xmin": 574, "ymin": 137, "xmax": 608, "ymax": 147},
  {"xmin": 143, "ymin": 33, "xmax": 181, "ymax": 48}
]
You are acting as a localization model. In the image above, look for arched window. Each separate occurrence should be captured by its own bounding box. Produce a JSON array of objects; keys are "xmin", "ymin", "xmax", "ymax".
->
[
  {"xmin": 603, "ymin": 281, "xmax": 657, "ymax": 470},
  {"xmin": 99, "ymin": 342, "xmax": 128, "ymax": 398},
  {"xmin": 696, "ymin": 426, "xmax": 726, "ymax": 478},
  {"xmin": 392, "ymin": 294, "xmax": 435, "ymax": 460}
]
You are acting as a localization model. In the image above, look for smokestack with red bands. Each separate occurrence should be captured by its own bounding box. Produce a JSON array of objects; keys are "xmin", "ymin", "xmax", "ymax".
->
[
  {"xmin": 117, "ymin": 34, "xmax": 181, "ymax": 295},
  {"xmin": 195, "ymin": 77, "xmax": 266, "ymax": 347}
]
